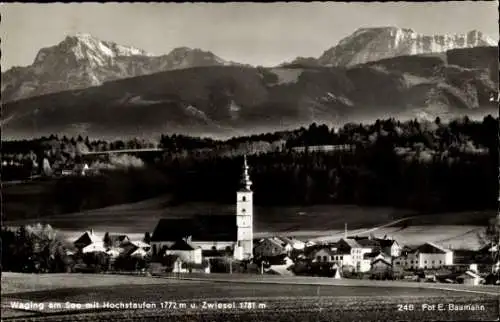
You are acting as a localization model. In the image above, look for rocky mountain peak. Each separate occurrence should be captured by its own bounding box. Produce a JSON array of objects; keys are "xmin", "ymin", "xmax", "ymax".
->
[{"xmin": 317, "ymin": 27, "xmax": 496, "ymax": 67}]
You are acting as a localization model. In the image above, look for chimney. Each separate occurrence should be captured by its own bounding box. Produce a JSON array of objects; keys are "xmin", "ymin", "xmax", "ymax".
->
[
  {"xmin": 90, "ymin": 228, "xmax": 94, "ymax": 236},
  {"xmin": 344, "ymin": 223, "xmax": 347, "ymax": 239}
]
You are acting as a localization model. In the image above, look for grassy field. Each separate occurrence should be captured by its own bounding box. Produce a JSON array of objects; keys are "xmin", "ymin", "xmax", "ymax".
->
[
  {"xmin": 5, "ymin": 193, "xmax": 494, "ymax": 249},
  {"xmin": 2, "ymin": 273, "xmax": 498, "ymax": 321}
]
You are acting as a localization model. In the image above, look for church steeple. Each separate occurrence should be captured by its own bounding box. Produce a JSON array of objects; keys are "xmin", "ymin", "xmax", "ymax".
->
[{"xmin": 240, "ymin": 155, "xmax": 252, "ymax": 191}]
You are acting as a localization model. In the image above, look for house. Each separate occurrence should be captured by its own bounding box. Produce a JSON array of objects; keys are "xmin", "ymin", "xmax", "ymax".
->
[
  {"xmin": 164, "ymin": 255, "xmax": 210, "ymax": 274},
  {"xmin": 164, "ymin": 239, "xmax": 203, "ymax": 264},
  {"xmin": 394, "ymin": 242, "xmax": 454, "ymax": 270},
  {"xmin": 254, "ymin": 237, "xmax": 288, "ymax": 258},
  {"xmin": 375, "ymin": 238, "xmax": 401, "ymax": 257},
  {"xmin": 151, "ymin": 156, "xmax": 254, "ymax": 261},
  {"xmin": 370, "ymin": 257, "xmax": 393, "ymax": 277},
  {"xmin": 338, "ymin": 238, "xmax": 377, "ymax": 272},
  {"xmin": 129, "ymin": 240, "xmax": 152, "ymax": 252},
  {"xmin": 311, "ymin": 245, "xmax": 351, "ymax": 267},
  {"xmin": 105, "ymin": 234, "xmax": 130, "ymax": 248},
  {"xmin": 279, "ymin": 237, "xmax": 306, "ymax": 250},
  {"xmin": 456, "ymin": 270, "xmax": 484, "ymax": 286},
  {"xmin": 82, "ymin": 242, "xmax": 106, "ymax": 254},
  {"xmin": 74, "ymin": 230, "xmax": 102, "ymax": 252}
]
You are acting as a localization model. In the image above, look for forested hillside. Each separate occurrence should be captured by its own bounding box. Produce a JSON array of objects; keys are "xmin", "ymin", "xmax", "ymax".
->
[{"xmin": 3, "ymin": 115, "xmax": 497, "ymax": 222}]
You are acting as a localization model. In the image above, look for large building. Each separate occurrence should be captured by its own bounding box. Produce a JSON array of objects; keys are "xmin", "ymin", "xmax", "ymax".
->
[
  {"xmin": 150, "ymin": 156, "xmax": 254, "ymax": 260},
  {"xmin": 394, "ymin": 242, "xmax": 454, "ymax": 270}
]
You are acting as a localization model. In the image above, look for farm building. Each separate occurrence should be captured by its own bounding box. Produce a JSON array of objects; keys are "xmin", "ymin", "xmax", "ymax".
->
[
  {"xmin": 279, "ymin": 236, "xmax": 306, "ymax": 250},
  {"xmin": 456, "ymin": 270, "xmax": 484, "ymax": 286},
  {"xmin": 151, "ymin": 156, "xmax": 254, "ymax": 261},
  {"xmin": 394, "ymin": 242, "xmax": 454, "ymax": 270},
  {"xmin": 370, "ymin": 258, "xmax": 393, "ymax": 276},
  {"xmin": 164, "ymin": 239, "xmax": 203, "ymax": 264},
  {"xmin": 74, "ymin": 229, "xmax": 102, "ymax": 252},
  {"xmin": 311, "ymin": 245, "xmax": 351, "ymax": 267},
  {"xmin": 254, "ymin": 237, "xmax": 289, "ymax": 258},
  {"xmin": 337, "ymin": 238, "xmax": 376, "ymax": 272},
  {"xmin": 375, "ymin": 238, "xmax": 402, "ymax": 257}
]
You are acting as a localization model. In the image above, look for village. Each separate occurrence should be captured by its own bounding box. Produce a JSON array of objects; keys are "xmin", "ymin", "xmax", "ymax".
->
[{"xmin": 59, "ymin": 156, "xmax": 499, "ymax": 286}]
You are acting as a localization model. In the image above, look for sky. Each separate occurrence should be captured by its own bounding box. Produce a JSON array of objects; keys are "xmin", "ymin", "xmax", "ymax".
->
[{"xmin": 2, "ymin": 2, "xmax": 498, "ymax": 70}]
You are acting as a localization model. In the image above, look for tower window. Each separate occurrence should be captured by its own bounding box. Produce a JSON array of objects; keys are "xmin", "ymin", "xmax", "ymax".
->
[
  {"xmin": 242, "ymin": 208, "xmax": 246, "ymax": 213},
  {"xmin": 242, "ymin": 196, "xmax": 246, "ymax": 201}
]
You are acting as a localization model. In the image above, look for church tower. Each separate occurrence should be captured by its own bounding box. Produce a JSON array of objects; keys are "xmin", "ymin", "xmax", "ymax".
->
[{"xmin": 236, "ymin": 155, "xmax": 253, "ymax": 259}]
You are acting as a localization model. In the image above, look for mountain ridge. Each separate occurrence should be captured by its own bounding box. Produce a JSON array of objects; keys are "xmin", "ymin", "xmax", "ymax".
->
[
  {"xmin": 1, "ymin": 33, "xmax": 239, "ymax": 103},
  {"xmin": 286, "ymin": 27, "xmax": 496, "ymax": 67},
  {"xmin": 3, "ymin": 27, "xmax": 496, "ymax": 103},
  {"xmin": 2, "ymin": 46, "xmax": 497, "ymax": 140}
]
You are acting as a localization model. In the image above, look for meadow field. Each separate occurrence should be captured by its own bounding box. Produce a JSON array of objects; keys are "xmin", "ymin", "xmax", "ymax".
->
[
  {"xmin": 2, "ymin": 273, "xmax": 499, "ymax": 321},
  {"xmin": 4, "ymin": 191, "xmax": 495, "ymax": 249}
]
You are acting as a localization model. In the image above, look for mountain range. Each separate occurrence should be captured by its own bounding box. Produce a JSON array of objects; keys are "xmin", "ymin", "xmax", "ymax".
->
[{"xmin": 1, "ymin": 27, "xmax": 498, "ymax": 140}]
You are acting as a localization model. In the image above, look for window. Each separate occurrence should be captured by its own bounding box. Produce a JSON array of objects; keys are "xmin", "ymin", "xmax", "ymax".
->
[
  {"xmin": 410, "ymin": 260, "xmax": 413, "ymax": 264},
  {"xmin": 323, "ymin": 256, "xmax": 327, "ymax": 262},
  {"xmin": 424, "ymin": 261, "xmax": 427, "ymax": 264},
  {"xmin": 340, "ymin": 256, "xmax": 343, "ymax": 260},
  {"xmin": 432, "ymin": 260, "xmax": 435, "ymax": 264},
  {"xmin": 439, "ymin": 260, "xmax": 442, "ymax": 264},
  {"xmin": 242, "ymin": 196, "xmax": 246, "ymax": 201},
  {"xmin": 317, "ymin": 256, "xmax": 321, "ymax": 261},
  {"xmin": 242, "ymin": 208, "xmax": 246, "ymax": 213},
  {"xmin": 331, "ymin": 256, "xmax": 334, "ymax": 261}
]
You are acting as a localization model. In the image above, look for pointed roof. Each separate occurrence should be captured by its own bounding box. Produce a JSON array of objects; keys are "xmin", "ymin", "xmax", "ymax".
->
[
  {"xmin": 371, "ymin": 257, "xmax": 392, "ymax": 267},
  {"xmin": 259, "ymin": 237, "xmax": 287, "ymax": 249},
  {"xmin": 107, "ymin": 234, "xmax": 129, "ymax": 245},
  {"xmin": 416, "ymin": 242, "xmax": 451, "ymax": 254},
  {"xmin": 74, "ymin": 230, "xmax": 100, "ymax": 247},
  {"xmin": 239, "ymin": 155, "xmax": 252, "ymax": 191},
  {"xmin": 169, "ymin": 239, "xmax": 199, "ymax": 251},
  {"xmin": 82, "ymin": 242, "xmax": 106, "ymax": 253},
  {"xmin": 339, "ymin": 238, "xmax": 362, "ymax": 249}
]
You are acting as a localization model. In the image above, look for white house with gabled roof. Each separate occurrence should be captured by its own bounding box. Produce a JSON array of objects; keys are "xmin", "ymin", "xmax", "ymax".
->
[{"xmin": 394, "ymin": 242, "xmax": 453, "ymax": 270}]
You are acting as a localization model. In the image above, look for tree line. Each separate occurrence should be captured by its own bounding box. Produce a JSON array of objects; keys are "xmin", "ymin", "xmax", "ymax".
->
[{"xmin": 2, "ymin": 115, "xmax": 498, "ymax": 217}]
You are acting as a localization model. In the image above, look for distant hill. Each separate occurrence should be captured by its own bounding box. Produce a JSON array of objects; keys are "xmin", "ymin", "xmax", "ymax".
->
[{"xmin": 2, "ymin": 46, "xmax": 497, "ymax": 140}]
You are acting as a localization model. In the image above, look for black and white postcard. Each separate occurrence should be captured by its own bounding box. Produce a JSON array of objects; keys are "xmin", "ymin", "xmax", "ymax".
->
[{"xmin": 1, "ymin": 2, "xmax": 499, "ymax": 321}]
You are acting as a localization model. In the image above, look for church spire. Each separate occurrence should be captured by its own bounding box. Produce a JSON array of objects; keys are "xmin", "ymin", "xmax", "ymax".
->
[{"xmin": 240, "ymin": 155, "xmax": 252, "ymax": 191}]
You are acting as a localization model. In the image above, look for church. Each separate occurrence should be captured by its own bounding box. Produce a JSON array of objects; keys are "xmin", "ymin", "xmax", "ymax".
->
[{"xmin": 150, "ymin": 156, "xmax": 254, "ymax": 260}]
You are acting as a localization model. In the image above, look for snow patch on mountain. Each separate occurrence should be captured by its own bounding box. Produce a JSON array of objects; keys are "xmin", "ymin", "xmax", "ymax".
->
[
  {"xmin": 316, "ymin": 27, "xmax": 497, "ymax": 67},
  {"xmin": 2, "ymin": 34, "xmax": 234, "ymax": 103}
]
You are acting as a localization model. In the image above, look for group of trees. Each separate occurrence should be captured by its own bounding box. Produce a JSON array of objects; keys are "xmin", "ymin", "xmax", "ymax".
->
[
  {"xmin": 2, "ymin": 115, "xmax": 498, "ymax": 218},
  {"xmin": 1, "ymin": 224, "xmax": 73, "ymax": 273},
  {"xmin": 1, "ymin": 224, "xmax": 154, "ymax": 273}
]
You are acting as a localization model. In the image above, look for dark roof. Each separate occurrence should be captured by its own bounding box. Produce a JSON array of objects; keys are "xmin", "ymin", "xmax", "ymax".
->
[
  {"xmin": 151, "ymin": 215, "xmax": 237, "ymax": 242},
  {"xmin": 376, "ymin": 239, "xmax": 397, "ymax": 248},
  {"xmin": 416, "ymin": 243, "xmax": 448, "ymax": 254},
  {"xmin": 74, "ymin": 232, "xmax": 93, "ymax": 247},
  {"xmin": 108, "ymin": 234, "xmax": 129, "ymax": 244},
  {"xmin": 357, "ymin": 239, "xmax": 381, "ymax": 248},
  {"xmin": 371, "ymin": 258, "xmax": 392, "ymax": 266},
  {"xmin": 169, "ymin": 239, "xmax": 197, "ymax": 250}
]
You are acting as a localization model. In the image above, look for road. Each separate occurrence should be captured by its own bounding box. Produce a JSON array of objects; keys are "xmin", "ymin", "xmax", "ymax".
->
[{"xmin": 310, "ymin": 215, "xmax": 420, "ymax": 243}]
